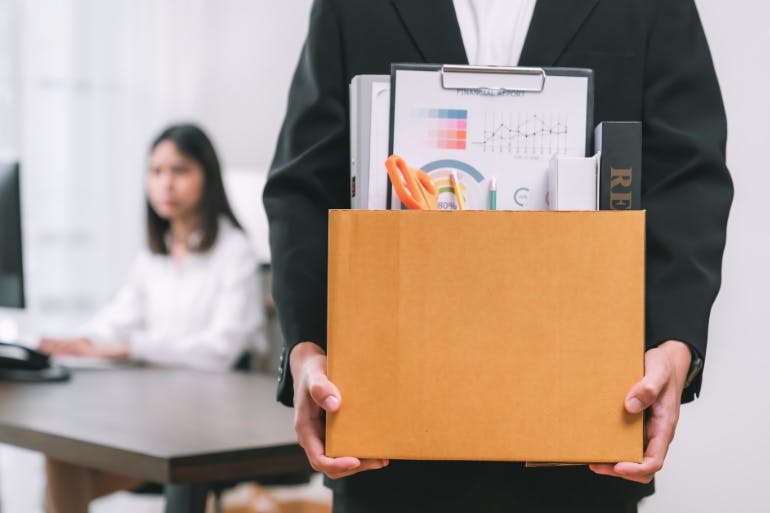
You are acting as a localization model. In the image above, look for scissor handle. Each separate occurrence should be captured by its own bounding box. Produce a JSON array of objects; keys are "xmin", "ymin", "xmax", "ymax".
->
[{"xmin": 385, "ymin": 155, "xmax": 438, "ymax": 210}]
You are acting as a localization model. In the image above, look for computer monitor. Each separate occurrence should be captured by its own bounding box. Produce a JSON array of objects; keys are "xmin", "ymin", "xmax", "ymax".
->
[{"xmin": 0, "ymin": 161, "xmax": 25, "ymax": 309}]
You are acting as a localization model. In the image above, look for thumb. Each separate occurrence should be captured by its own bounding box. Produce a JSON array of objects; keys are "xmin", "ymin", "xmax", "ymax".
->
[
  {"xmin": 307, "ymin": 371, "xmax": 342, "ymax": 413},
  {"xmin": 625, "ymin": 354, "xmax": 669, "ymax": 414}
]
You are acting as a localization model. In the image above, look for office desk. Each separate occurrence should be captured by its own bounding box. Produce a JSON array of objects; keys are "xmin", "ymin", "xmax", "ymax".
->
[{"xmin": 0, "ymin": 368, "xmax": 311, "ymax": 513}]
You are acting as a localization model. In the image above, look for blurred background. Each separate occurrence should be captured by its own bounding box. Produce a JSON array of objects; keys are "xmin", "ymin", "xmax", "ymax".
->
[
  {"xmin": 0, "ymin": 0, "xmax": 312, "ymax": 336},
  {"xmin": 0, "ymin": 0, "xmax": 767, "ymax": 512}
]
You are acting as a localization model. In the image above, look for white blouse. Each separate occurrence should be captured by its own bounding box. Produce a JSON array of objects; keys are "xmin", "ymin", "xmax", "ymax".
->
[
  {"xmin": 81, "ymin": 218, "xmax": 262, "ymax": 372},
  {"xmin": 453, "ymin": 0, "xmax": 538, "ymax": 66}
]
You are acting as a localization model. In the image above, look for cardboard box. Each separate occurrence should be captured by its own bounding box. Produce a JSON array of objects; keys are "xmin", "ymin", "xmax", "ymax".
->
[{"xmin": 326, "ymin": 210, "xmax": 644, "ymax": 464}]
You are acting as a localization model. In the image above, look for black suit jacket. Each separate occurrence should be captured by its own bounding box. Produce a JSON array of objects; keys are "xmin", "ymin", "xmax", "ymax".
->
[{"xmin": 264, "ymin": 0, "xmax": 732, "ymax": 503}]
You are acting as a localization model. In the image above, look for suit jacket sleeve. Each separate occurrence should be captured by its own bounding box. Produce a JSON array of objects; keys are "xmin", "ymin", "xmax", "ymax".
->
[
  {"xmin": 263, "ymin": 0, "xmax": 348, "ymax": 406},
  {"xmin": 642, "ymin": 0, "xmax": 733, "ymax": 401}
]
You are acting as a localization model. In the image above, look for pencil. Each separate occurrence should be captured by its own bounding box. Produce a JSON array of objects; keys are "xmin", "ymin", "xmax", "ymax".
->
[
  {"xmin": 450, "ymin": 171, "xmax": 466, "ymax": 210},
  {"xmin": 489, "ymin": 177, "xmax": 497, "ymax": 211}
]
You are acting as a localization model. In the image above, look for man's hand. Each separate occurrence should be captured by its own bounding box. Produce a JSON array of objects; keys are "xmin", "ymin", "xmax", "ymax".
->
[
  {"xmin": 590, "ymin": 340, "xmax": 692, "ymax": 483},
  {"xmin": 39, "ymin": 337, "xmax": 130, "ymax": 359},
  {"xmin": 290, "ymin": 341, "xmax": 389, "ymax": 479}
]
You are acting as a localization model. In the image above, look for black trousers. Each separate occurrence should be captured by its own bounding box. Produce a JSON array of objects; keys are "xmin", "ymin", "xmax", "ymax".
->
[
  {"xmin": 328, "ymin": 461, "xmax": 650, "ymax": 513},
  {"xmin": 333, "ymin": 492, "xmax": 638, "ymax": 513}
]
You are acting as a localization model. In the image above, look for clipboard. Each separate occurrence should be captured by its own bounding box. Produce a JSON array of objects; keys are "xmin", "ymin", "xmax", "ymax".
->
[{"xmin": 387, "ymin": 64, "xmax": 594, "ymax": 210}]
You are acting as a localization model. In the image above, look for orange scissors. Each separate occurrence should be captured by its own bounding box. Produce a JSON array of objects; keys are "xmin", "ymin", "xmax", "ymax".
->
[{"xmin": 385, "ymin": 155, "xmax": 438, "ymax": 210}]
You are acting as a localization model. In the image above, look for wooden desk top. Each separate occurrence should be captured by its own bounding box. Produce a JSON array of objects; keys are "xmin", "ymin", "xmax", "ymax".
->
[{"xmin": 0, "ymin": 368, "xmax": 310, "ymax": 483}]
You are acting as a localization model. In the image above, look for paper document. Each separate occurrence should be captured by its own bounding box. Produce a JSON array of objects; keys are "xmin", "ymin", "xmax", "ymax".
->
[{"xmin": 390, "ymin": 65, "xmax": 593, "ymax": 210}]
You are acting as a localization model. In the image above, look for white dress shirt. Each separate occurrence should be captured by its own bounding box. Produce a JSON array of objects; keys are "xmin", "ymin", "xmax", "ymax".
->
[
  {"xmin": 453, "ymin": 0, "xmax": 537, "ymax": 66},
  {"xmin": 81, "ymin": 217, "xmax": 262, "ymax": 372}
]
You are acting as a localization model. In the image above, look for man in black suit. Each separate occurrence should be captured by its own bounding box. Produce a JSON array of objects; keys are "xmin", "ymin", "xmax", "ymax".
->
[{"xmin": 263, "ymin": 1, "xmax": 733, "ymax": 511}]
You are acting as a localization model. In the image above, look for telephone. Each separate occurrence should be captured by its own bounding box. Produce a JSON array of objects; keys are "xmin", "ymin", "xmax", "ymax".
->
[{"xmin": 0, "ymin": 341, "xmax": 71, "ymax": 382}]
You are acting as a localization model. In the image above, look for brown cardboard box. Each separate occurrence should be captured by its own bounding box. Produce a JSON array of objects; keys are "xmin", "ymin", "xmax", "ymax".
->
[{"xmin": 326, "ymin": 210, "xmax": 644, "ymax": 464}]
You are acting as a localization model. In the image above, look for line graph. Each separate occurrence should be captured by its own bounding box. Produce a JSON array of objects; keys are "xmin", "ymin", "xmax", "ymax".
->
[{"xmin": 471, "ymin": 112, "xmax": 572, "ymax": 155}]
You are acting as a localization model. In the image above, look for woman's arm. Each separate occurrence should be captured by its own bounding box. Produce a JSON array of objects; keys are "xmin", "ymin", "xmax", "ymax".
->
[
  {"xmin": 128, "ymin": 241, "xmax": 262, "ymax": 372},
  {"xmin": 40, "ymin": 255, "xmax": 149, "ymax": 356}
]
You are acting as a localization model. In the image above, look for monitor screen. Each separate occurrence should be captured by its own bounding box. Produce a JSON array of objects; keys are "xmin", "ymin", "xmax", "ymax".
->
[{"xmin": 0, "ymin": 161, "xmax": 25, "ymax": 309}]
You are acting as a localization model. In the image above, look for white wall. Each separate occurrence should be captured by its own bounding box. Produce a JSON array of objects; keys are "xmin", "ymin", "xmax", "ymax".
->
[{"xmin": 197, "ymin": 0, "xmax": 314, "ymax": 261}]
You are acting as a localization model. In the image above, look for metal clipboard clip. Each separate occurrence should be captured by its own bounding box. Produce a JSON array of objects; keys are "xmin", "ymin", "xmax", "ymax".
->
[{"xmin": 441, "ymin": 65, "xmax": 546, "ymax": 95}]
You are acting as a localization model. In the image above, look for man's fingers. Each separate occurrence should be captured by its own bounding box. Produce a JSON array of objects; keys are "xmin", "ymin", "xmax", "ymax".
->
[
  {"xmin": 615, "ymin": 428, "xmax": 669, "ymax": 477},
  {"xmin": 588, "ymin": 461, "xmax": 654, "ymax": 484},
  {"xmin": 307, "ymin": 372, "xmax": 342, "ymax": 412},
  {"xmin": 590, "ymin": 390, "xmax": 680, "ymax": 484},
  {"xmin": 588, "ymin": 425, "xmax": 671, "ymax": 484},
  {"xmin": 588, "ymin": 463, "xmax": 622, "ymax": 478},
  {"xmin": 293, "ymin": 398, "xmax": 323, "ymax": 441},
  {"xmin": 294, "ymin": 409, "xmax": 351, "ymax": 472},
  {"xmin": 296, "ymin": 421, "xmax": 388, "ymax": 478},
  {"xmin": 588, "ymin": 463, "xmax": 652, "ymax": 484},
  {"xmin": 325, "ymin": 459, "xmax": 390, "ymax": 480},
  {"xmin": 625, "ymin": 351, "xmax": 670, "ymax": 414},
  {"xmin": 296, "ymin": 421, "xmax": 354, "ymax": 471}
]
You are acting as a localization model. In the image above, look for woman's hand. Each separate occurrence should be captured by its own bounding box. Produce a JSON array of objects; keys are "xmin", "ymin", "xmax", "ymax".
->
[
  {"xmin": 39, "ymin": 337, "xmax": 130, "ymax": 359},
  {"xmin": 290, "ymin": 341, "xmax": 389, "ymax": 479}
]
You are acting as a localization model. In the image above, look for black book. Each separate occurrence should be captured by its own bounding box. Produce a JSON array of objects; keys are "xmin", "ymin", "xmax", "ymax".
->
[{"xmin": 594, "ymin": 122, "xmax": 642, "ymax": 210}]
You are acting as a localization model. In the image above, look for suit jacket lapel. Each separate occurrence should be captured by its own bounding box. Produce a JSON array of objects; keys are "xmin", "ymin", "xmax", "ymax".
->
[
  {"xmin": 391, "ymin": 0, "xmax": 468, "ymax": 64},
  {"xmin": 519, "ymin": 0, "xmax": 599, "ymax": 66}
]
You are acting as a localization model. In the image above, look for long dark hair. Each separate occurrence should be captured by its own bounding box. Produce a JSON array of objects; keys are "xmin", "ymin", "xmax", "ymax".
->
[{"xmin": 146, "ymin": 123, "xmax": 241, "ymax": 254}]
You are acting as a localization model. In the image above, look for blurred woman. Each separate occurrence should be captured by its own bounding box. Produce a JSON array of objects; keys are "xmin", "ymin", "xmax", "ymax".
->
[{"xmin": 40, "ymin": 123, "xmax": 262, "ymax": 513}]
